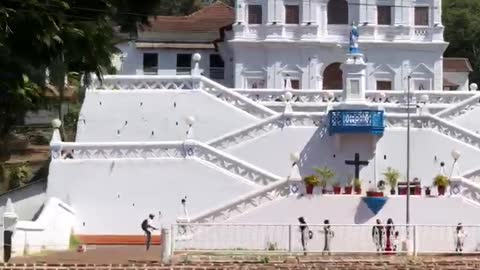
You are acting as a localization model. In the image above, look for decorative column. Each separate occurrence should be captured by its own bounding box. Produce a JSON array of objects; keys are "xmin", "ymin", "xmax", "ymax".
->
[
  {"xmin": 191, "ymin": 53, "xmax": 202, "ymax": 76},
  {"xmin": 3, "ymin": 198, "xmax": 18, "ymax": 262},
  {"xmin": 50, "ymin": 119, "xmax": 63, "ymax": 159}
]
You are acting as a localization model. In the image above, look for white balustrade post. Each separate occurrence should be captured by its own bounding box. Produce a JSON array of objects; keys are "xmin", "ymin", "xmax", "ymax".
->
[
  {"xmin": 288, "ymin": 224, "xmax": 293, "ymax": 253},
  {"xmin": 413, "ymin": 225, "xmax": 418, "ymax": 257},
  {"xmin": 161, "ymin": 228, "xmax": 172, "ymax": 264}
]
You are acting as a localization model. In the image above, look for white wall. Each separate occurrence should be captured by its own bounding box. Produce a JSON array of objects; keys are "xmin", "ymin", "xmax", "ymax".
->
[
  {"xmin": 46, "ymin": 159, "xmax": 256, "ymax": 235},
  {"xmin": 231, "ymin": 44, "xmax": 443, "ymax": 90},
  {"xmin": 444, "ymin": 72, "xmax": 469, "ymax": 91},
  {"xmin": 0, "ymin": 181, "xmax": 46, "ymax": 221},
  {"xmin": 76, "ymin": 90, "xmax": 259, "ymax": 142},
  {"xmin": 11, "ymin": 198, "xmax": 75, "ymax": 257},
  {"xmin": 452, "ymin": 106, "xmax": 480, "ymax": 134},
  {"xmin": 227, "ymin": 126, "xmax": 480, "ymax": 188},
  {"xmin": 230, "ymin": 195, "xmax": 480, "ymax": 225}
]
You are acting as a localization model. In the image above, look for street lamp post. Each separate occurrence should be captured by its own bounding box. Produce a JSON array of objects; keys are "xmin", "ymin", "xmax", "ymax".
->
[{"xmin": 406, "ymin": 76, "xmax": 411, "ymax": 226}]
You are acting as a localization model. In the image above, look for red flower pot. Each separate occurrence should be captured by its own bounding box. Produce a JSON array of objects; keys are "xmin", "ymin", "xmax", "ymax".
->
[
  {"xmin": 366, "ymin": 191, "xmax": 384, "ymax": 197},
  {"xmin": 333, "ymin": 186, "xmax": 341, "ymax": 194},
  {"xmin": 322, "ymin": 188, "xmax": 328, "ymax": 194},
  {"xmin": 414, "ymin": 186, "xmax": 422, "ymax": 196},
  {"xmin": 437, "ymin": 186, "xmax": 446, "ymax": 196},
  {"xmin": 398, "ymin": 187, "xmax": 408, "ymax": 195},
  {"xmin": 354, "ymin": 187, "xmax": 362, "ymax": 195},
  {"xmin": 344, "ymin": 186, "xmax": 353, "ymax": 194},
  {"xmin": 425, "ymin": 188, "xmax": 431, "ymax": 196},
  {"xmin": 306, "ymin": 184, "xmax": 314, "ymax": 194}
]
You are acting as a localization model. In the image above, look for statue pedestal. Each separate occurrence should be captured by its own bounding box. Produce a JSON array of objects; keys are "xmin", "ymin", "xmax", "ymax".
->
[{"xmin": 341, "ymin": 53, "xmax": 367, "ymax": 104}]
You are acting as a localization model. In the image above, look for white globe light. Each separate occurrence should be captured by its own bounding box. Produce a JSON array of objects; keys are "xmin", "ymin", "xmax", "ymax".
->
[
  {"xmin": 290, "ymin": 152, "xmax": 300, "ymax": 162},
  {"xmin": 420, "ymin": 94, "xmax": 429, "ymax": 103},
  {"xmin": 470, "ymin": 83, "xmax": 478, "ymax": 91},
  {"xmin": 451, "ymin": 150, "xmax": 461, "ymax": 160},
  {"xmin": 186, "ymin": 116, "xmax": 196, "ymax": 126},
  {"xmin": 51, "ymin": 119, "xmax": 62, "ymax": 128},
  {"xmin": 284, "ymin": 91, "xmax": 293, "ymax": 101},
  {"xmin": 192, "ymin": 53, "xmax": 202, "ymax": 62}
]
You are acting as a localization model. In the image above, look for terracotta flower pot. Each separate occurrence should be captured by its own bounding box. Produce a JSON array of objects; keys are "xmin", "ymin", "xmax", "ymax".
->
[
  {"xmin": 366, "ymin": 191, "xmax": 384, "ymax": 197},
  {"xmin": 322, "ymin": 188, "xmax": 328, "ymax": 194},
  {"xmin": 414, "ymin": 186, "xmax": 422, "ymax": 196},
  {"xmin": 437, "ymin": 186, "xmax": 446, "ymax": 196},
  {"xmin": 425, "ymin": 188, "xmax": 431, "ymax": 196},
  {"xmin": 333, "ymin": 186, "xmax": 341, "ymax": 194},
  {"xmin": 306, "ymin": 184, "xmax": 314, "ymax": 194},
  {"xmin": 354, "ymin": 187, "xmax": 362, "ymax": 195},
  {"xmin": 344, "ymin": 186, "xmax": 353, "ymax": 194},
  {"xmin": 390, "ymin": 189, "xmax": 396, "ymax": 195},
  {"xmin": 398, "ymin": 187, "xmax": 408, "ymax": 195}
]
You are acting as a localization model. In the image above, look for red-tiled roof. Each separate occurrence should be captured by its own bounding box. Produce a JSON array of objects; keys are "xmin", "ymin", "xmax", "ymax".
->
[
  {"xmin": 443, "ymin": 58, "xmax": 473, "ymax": 73},
  {"xmin": 143, "ymin": 2, "xmax": 234, "ymax": 34}
]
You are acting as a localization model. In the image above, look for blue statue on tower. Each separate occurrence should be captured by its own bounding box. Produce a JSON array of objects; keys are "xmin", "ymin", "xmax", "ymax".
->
[{"xmin": 349, "ymin": 22, "xmax": 360, "ymax": 54}]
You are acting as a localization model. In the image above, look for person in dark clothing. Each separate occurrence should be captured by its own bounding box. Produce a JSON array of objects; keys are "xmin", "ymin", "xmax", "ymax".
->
[
  {"xmin": 323, "ymin": 219, "xmax": 334, "ymax": 255},
  {"xmin": 298, "ymin": 217, "xmax": 312, "ymax": 255},
  {"xmin": 372, "ymin": 219, "xmax": 384, "ymax": 252},
  {"xmin": 141, "ymin": 214, "xmax": 157, "ymax": 250}
]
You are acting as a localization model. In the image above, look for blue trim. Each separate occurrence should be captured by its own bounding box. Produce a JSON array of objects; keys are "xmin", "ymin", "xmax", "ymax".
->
[
  {"xmin": 362, "ymin": 197, "xmax": 388, "ymax": 215},
  {"xmin": 329, "ymin": 110, "xmax": 385, "ymax": 136}
]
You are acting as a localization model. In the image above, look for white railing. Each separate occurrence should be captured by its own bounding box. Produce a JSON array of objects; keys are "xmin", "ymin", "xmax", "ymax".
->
[
  {"xmin": 462, "ymin": 168, "xmax": 480, "ymax": 183},
  {"xmin": 436, "ymin": 94, "xmax": 480, "ymax": 120},
  {"xmin": 450, "ymin": 177, "xmax": 480, "ymax": 206},
  {"xmin": 91, "ymin": 75, "xmax": 276, "ymax": 119},
  {"xmin": 188, "ymin": 181, "xmax": 290, "ymax": 224},
  {"xmin": 234, "ymin": 89, "xmax": 475, "ymax": 105},
  {"xmin": 51, "ymin": 140, "xmax": 282, "ymax": 186},
  {"xmin": 172, "ymin": 223, "xmax": 480, "ymax": 254},
  {"xmin": 208, "ymin": 113, "xmax": 327, "ymax": 150},
  {"xmin": 385, "ymin": 114, "xmax": 480, "ymax": 150}
]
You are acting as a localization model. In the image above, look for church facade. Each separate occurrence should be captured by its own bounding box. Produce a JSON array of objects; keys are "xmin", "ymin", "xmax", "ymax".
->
[{"xmin": 224, "ymin": 0, "xmax": 446, "ymax": 90}]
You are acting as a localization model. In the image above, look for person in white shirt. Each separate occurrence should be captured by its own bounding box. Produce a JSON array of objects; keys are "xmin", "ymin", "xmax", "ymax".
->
[{"xmin": 141, "ymin": 214, "xmax": 157, "ymax": 250}]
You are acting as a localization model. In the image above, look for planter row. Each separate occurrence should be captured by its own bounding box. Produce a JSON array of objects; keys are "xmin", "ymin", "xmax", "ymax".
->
[{"xmin": 305, "ymin": 185, "xmax": 448, "ymax": 196}]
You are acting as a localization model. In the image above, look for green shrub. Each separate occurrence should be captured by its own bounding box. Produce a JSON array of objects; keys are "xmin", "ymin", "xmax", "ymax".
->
[{"xmin": 7, "ymin": 164, "xmax": 31, "ymax": 190}]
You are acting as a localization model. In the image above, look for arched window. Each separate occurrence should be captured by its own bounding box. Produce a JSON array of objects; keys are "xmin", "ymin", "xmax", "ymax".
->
[
  {"xmin": 328, "ymin": 0, "xmax": 349, "ymax": 25},
  {"xmin": 323, "ymin": 63, "xmax": 343, "ymax": 90}
]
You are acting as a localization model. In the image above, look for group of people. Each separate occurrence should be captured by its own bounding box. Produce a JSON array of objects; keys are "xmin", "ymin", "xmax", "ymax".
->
[
  {"xmin": 298, "ymin": 217, "xmax": 335, "ymax": 255},
  {"xmin": 371, "ymin": 218, "xmax": 400, "ymax": 253}
]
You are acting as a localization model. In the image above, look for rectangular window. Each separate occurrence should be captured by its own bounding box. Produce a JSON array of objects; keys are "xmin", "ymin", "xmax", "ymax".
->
[
  {"xmin": 248, "ymin": 5, "xmax": 262, "ymax": 24},
  {"xmin": 284, "ymin": 79, "xmax": 300, "ymax": 89},
  {"xmin": 176, "ymin": 54, "xmax": 192, "ymax": 75},
  {"xmin": 143, "ymin": 53, "xmax": 158, "ymax": 75},
  {"xmin": 377, "ymin": 6, "xmax": 392, "ymax": 25},
  {"xmin": 209, "ymin": 54, "xmax": 225, "ymax": 80},
  {"xmin": 415, "ymin": 7, "xmax": 429, "ymax": 26},
  {"xmin": 376, "ymin": 81, "xmax": 392, "ymax": 90},
  {"xmin": 285, "ymin": 5, "xmax": 300, "ymax": 24}
]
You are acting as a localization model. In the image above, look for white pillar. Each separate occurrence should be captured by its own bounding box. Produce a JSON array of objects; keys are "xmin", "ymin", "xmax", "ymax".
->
[
  {"xmin": 161, "ymin": 228, "xmax": 172, "ymax": 264},
  {"xmin": 341, "ymin": 53, "xmax": 367, "ymax": 103}
]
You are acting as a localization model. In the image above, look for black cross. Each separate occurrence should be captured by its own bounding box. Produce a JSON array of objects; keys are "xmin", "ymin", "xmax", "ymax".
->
[{"xmin": 345, "ymin": 153, "xmax": 369, "ymax": 179}]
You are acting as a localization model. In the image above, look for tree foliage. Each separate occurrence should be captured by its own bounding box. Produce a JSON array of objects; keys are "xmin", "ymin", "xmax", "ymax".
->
[{"xmin": 443, "ymin": 0, "xmax": 480, "ymax": 84}]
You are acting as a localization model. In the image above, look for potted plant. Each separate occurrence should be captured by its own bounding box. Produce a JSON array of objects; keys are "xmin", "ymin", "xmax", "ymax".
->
[
  {"xmin": 303, "ymin": 175, "xmax": 320, "ymax": 195},
  {"xmin": 433, "ymin": 175, "xmax": 449, "ymax": 196},
  {"xmin": 314, "ymin": 167, "xmax": 335, "ymax": 194},
  {"xmin": 332, "ymin": 181, "xmax": 341, "ymax": 195},
  {"xmin": 344, "ymin": 178, "xmax": 353, "ymax": 194},
  {"xmin": 353, "ymin": 178, "xmax": 362, "ymax": 195},
  {"xmin": 383, "ymin": 167, "xmax": 400, "ymax": 195}
]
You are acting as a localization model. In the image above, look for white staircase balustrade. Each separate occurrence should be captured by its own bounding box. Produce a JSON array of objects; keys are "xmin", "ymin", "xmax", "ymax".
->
[
  {"xmin": 187, "ymin": 181, "xmax": 290, "ymax": 224},
  {"xmin": 450, "ymin": 177, "xmax": 480, "ymax": 206},
  {"xmin": 436, "ymin": 94, "xmax": 480, "ymax": 121},
  {"xmin": 463, "ymin": 168, "xmax": 480, "ymax": 183},
  {"xmin": 91, "ymin": 75, "xmax": 276, "ymax": 119},
  {"xmin": 52, "ymin": 141, "xmax": 282, "ymax": 186},
  {"xmin": 208, "ymin": 113, "xmax": 327, "ymax": 150}
]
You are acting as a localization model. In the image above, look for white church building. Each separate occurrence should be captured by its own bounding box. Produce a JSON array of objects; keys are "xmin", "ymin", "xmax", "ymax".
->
[
  {"xmin": 3, "ymin": 0, "xmax": 480, "ymax": 259},
  {"xmin": 116, "ymin": 0, "xmax": 472, "ymax": 91}
]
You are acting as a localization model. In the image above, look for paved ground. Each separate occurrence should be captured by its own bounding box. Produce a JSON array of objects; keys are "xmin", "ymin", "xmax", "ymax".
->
[{"xmin": 10, "ymin": 245, "xmax": 162, "ymax": 264}]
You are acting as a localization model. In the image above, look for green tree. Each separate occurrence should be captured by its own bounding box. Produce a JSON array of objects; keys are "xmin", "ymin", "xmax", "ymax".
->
[{"xmin": 443, "ymin": 0, "xmax": 480, "ymax": 84}]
